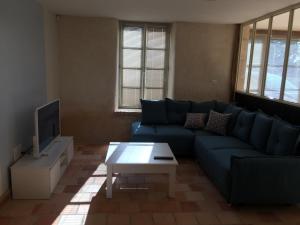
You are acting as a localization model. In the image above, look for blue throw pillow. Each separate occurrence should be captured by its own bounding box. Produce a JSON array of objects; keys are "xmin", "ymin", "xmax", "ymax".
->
[
  {"xmin": 266, "ymin": 119, "xmax": 300, "ymax": 155},
  {"xmin": 232, "ymin": 110, "xmax": 256, "ymax": 142},
  {"xmin": 224, "ymin": 104, "xmax": 243, "ymax": 134},
  {"xmin": 190, "ymin": 101, "xmax": 216, "ymax": 113},
  {"xmin": 140, "ymin": 100, "xmax": 168, "ymax": 125},
  {"xmin": 249, "ymin": 113, "xmax": 273, "ymax": 152},
  {"xmin": 166, "ymin": 98, "xmax": 191, "ymax": 125}
]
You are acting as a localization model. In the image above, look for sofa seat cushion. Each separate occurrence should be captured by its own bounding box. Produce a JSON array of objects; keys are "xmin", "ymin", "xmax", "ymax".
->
[
  {"xmin": 131, "ymin": 121, "xmax": 155, "ymax": 135},
  {"xmin": 132, "ymin": 123, "xmax": 195, "ymax": 156},
  {"xmin": 155, "ymin": 125, "xmax": 194, "ymax": 137},
  {"xmin": 131, "ymin": 121, "xmax": 157, "ymax": 142},
  {"xmin": 194, "ymin": 136, "xmax": 253, "ymax": 151},
  {"xmin": 155, "ymin": 125, "xmax": 195, "ymax": 156},
  {"xmin": 209, "ymin": 149, "xmax": 266, "ymax": 171},
  {"xmin": 193, "ymin": 129, "xmax": 216, "ymax": 136}
]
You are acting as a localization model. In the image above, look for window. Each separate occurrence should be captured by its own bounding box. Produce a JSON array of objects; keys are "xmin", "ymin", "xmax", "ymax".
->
[
  {"xmin": 236, "ymin": 6, "xmax": 300, "ymax": 105},
  {"xmin": 118, "ymin": 22, "xmax": 170, "ymax": 109},
  {"xmin": 236, "ymin": 24, "xmax": 254, "ymax": 92},
  {"xmin": 249, "ymin": 19, "xmax": 269, "ymax": 95},
  {"xmin": 264, "ymin": 12, "xmax": 290, "ymax": 100},
  {"xmin": 284, "ymin": 8, "xmax": 300, "ymax": 103}
]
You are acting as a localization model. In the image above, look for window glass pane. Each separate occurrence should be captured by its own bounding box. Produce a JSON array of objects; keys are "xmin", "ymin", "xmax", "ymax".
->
[
  {"xmin": 249, "ymin": 19, "xmax": 269, "ymax": 95},
  {"xmin": 122, "ymin": 88, "xmax": 140, "ymax": 107},
  {"xmin": 237, "ymin": 24, "xmax": 254, "ymax": 92},
  {"xmin": 146, "ymin": 50, "xmax": 165, "ymax": 68},
  {"xmin": 264, "ymin": 12, "xmax": 290, "ymax": 100},
  {"xmin": 147, "ymin": 27, "xmax": 166, "ymax": 49},
  {"xmin": 284, "ymin": 9, "xmax": 300, "ymax": 103},
  {"xmin": 123, "ymin": 49, "xmax": 142, "ymax": 68},
  {"xmin": 123, "ymin": 27, "xmax": 142, "ymax": 48},
  {"xmin": 145, "ymin": 70, "xmax": 164, "ymax": 88},
  {"xmin": 144, "ymin": 89, "xmax": 163, "ymax": 100},
  {"xmin": 122, "ymin": 69, "xmax": 141, "ymax": 88}
]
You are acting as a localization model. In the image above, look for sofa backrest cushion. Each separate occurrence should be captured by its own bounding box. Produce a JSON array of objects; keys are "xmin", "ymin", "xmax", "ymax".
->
[
  {"xmin": 214, "ymin": 101, "xmax": 229, "ymax": 113},
  {"xmin": 140, "ymin": 99, "xmax": 168, "ymax": 125},
  {"xmin": 249, "ymin": 113, "xmax": 273, "ymax": 152},
  {"xmin": 223, "ymin": 104, "xmax": 243, "ymax": 133},
  {"xmin": 191, "ymin": 101, "xmax": 215, "ymax": 113},
  {"xmin": 232, "ymin": 110, "xmax": 256, "ymax": 142},
  {"xmin": 166, "ymin": 98, "xmax": 191, "ymax": 125},
  {"xmin": 266, "ymin": 119, "xmax": 300, "ymax": 155}
]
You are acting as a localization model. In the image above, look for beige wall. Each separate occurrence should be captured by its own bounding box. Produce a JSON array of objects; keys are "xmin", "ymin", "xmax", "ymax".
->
[
  {"xmin": 58, "ymin": 16, "xmax": 138, "ymax": 144},
  {"xmin": 173, "ymin": 22, "xmax": 238, "ymax": 102},
  {"xmin": 44, "ymin": 9, "xmax": 60, "ymax": 101},
  {"xmin": 58, "ymin": 16, "xmax": 238, "ymax": 144}
]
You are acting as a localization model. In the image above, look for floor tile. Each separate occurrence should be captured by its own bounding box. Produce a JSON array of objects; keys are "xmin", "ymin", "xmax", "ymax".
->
[
  {"xmin": 185, "ymin": 191, "xmax": 205, "ymax": 201},
  {"xmin": 84, "ymin": 213, "xmax": 106, "ymax": 225},
  {"xmin": 131, "ymin": 213, "xmax": 154, "ymax": 225},
  {"xmin": 195, "ymin": 212, "xmax": 220, "ymax": 224},
  {"xmin": 181, "ymin": 201, "xmax": 201, "ymax": 212},
  {"xmin": 153, "ymin": 213, "xmax": 176, "ymax": 225},
  {"xmin": 107, "ymin": 213, "xmax": 130, "ymax": 225},
  {"xmin": 174, "ymin": 212, "xmax": 198, "ymax": 225},
  {"xmin": 119, "ymin": 202, "xmax": 140, "ymax": 213},
  {"xmin": 217, "ymin": 211, "xmax": 242, "ymax": 224}
]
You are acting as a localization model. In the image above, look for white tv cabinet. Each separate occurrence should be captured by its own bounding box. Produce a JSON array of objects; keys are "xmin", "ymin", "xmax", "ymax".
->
[{"xmin": 11, "ymin": 136, "xmax": 74, "ymax": 199}]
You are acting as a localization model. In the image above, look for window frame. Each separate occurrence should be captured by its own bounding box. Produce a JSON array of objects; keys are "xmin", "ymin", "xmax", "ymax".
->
[
  {"xmin": 118, "ymin": 21, "xmax": 170, "ymax": 109},
  {"xmin": 235, "ymin": 3, "xmax": 300, "ymax": 107}
]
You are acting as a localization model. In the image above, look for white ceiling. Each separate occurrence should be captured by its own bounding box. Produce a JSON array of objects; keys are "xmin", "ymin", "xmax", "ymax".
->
[{"xmin": 37, "ymin": 0, "xmax": 300, "ymax": 24}]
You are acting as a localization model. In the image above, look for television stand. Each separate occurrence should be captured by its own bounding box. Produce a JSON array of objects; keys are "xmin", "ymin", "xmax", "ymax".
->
[{"xmin": 10, "ymin": 136, "xmax": 74, "ymax": 199}]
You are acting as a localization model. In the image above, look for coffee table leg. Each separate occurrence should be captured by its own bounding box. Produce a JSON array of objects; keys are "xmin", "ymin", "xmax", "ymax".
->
[
  {"xmin": 168, "ymin": 167, "xmax": 176, "ymax": 198},
  {"xmin": 106, "ymin": 165, "xmax": 112, "ymax": 198}
]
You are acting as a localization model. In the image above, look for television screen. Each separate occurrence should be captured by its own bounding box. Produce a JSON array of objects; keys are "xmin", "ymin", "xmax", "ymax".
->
[{"xmin": 35, "ymin": 100, "xmax": 60, "ymax": 155}]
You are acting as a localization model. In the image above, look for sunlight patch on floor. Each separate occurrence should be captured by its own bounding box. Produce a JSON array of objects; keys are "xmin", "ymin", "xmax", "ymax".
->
[{"xmin": 52, "ymin": 162, "xmax": 110, "ymax": 225}]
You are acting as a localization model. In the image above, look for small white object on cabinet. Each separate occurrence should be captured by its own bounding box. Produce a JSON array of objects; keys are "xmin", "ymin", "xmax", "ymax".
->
[{"xmin": 10, "ymin": 136, "xmax": 74, "ymax": 199}]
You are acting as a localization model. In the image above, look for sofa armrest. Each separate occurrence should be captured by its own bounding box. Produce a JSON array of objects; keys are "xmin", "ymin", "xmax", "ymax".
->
[{"xmin": 230, "ymin": 156, "xmax": 300, "ymax": 204}]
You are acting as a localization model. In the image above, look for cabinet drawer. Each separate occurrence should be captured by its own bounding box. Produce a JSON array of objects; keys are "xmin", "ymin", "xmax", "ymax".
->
[
  {"xmin": 67, "ymin": 141, "xmax": 74, "ymax": 164},
  {"xmin": 50, "ymin": 160, "xmax": 61, "ymax": 193}
]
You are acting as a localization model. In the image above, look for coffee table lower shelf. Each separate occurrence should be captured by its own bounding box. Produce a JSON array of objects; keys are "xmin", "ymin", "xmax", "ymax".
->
[{"xmin": 106, "ymin": 164, "xmax": 176, "ymax": 198}]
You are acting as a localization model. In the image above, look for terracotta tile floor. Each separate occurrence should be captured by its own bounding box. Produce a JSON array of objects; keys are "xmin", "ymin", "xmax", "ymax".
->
[{"xmin": 1, "ymin": 145, "xmax": 300, "ymax": 225}]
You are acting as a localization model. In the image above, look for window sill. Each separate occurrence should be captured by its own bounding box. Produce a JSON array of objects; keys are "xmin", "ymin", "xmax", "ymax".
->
[
  {"xmin": 114, "ymin": 108, "xmax": 142, "ymax": 113},
  {"xmin": 235, "ymin": 91, "xmax": 300, "ymax": 108}
]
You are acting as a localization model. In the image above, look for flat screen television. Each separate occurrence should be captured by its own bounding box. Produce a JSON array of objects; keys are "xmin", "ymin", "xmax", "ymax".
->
[{"xmin": 34, "ymin": 99, "xmax": 60, "ymax": 158}]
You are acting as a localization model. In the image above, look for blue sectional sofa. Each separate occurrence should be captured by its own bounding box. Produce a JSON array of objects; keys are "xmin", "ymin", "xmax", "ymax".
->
[{"xmin": 131, "ymin": 99, "xmax": 300, "ymax": 204}]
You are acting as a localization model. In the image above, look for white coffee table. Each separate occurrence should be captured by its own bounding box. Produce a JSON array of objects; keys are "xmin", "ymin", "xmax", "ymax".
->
[{"xmin": 105, "ymin": 142, "xmax": 178, "ymax": 198}]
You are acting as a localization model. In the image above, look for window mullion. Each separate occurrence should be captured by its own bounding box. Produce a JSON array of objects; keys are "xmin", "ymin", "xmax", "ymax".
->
[
  {"xmin": 163, "ymin": 26, "xmax": 170, "ymax": 98},
  {"xmin": 246, "ymin": 23, "xmax": 257, "ymax": 93},
  {"xmin": 261, "ymin": 17, "xmax": 273, "ymax": 97},
  {"xmin": 119, "ymin": 24, "xmax": 124, "ymax": 108},
  {"xmin": 141, "ymin": 25, "xmax": 147, "ymax": 100},
  {"xmin": 279, "ymin": 10, "xmax": 294, "ymax": 100}
]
